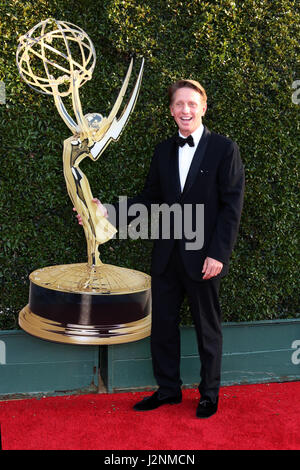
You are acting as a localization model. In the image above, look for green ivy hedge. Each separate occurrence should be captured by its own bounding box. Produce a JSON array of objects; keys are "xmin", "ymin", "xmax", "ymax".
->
[{"xmin": 0, "ymin": 0, "xmax": 299, "ymax": 329}]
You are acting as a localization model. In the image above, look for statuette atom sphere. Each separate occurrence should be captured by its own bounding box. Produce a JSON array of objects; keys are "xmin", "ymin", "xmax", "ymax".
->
[{"xmin": 16, "ymin": 18, "xmax": 96, "ymax": 97}]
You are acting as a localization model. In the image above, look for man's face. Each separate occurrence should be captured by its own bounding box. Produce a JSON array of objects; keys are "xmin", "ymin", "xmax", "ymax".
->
[{"xmin": 170, "ymin": 87, "xmax": 207, "ymax": 137}]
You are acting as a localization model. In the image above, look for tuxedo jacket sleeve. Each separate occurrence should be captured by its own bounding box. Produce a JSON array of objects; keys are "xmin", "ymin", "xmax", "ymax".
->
[
  {"xmin": 206, "ymin": 139, "xmax": 244, "ymax": 265},
  {"xmin": 112, "ymin": 143, "xmax": 163, "ymax": 227}
]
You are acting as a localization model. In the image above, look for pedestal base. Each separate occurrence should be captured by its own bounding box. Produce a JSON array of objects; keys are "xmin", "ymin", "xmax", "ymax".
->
[{"xmin": 19, "ymin": 263, "xmax": 151, "ymax": 345}]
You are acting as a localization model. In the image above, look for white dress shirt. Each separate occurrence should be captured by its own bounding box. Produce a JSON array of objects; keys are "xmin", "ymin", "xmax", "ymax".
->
[{"xmin": 178, "ymin": 124, "xmax": 204, "ymax": 192}]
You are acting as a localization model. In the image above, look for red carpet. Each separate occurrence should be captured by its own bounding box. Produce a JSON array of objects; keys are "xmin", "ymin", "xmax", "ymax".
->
[{"xmin": 0, "ymin": 382, "xmax": 299, "ymax": 450}]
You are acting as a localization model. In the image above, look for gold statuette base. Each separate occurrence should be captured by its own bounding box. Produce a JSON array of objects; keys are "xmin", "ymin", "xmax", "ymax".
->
[
  {"xmin": 19, "ymin": 305, "xmax": 151, "ymax": 345},
  {"xmin": 18, "ymin": 263, "xmax": 151, "ymax": 345}
]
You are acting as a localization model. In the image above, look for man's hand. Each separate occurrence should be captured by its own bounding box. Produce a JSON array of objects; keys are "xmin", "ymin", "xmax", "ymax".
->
[
  {"xmin": 202, "ymin": 257, "xmax": 223, "ymax": 280},
  {"xmin": 73, "ymin": 198, "xmax": 108, "ymax": 225},
  {"xmin": 92, "ymin": 198, "xmax": 108, "ymax": 218}
]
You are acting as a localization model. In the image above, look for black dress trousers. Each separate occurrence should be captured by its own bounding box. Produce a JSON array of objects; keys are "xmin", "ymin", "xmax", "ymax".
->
[{"xmin": 150, "ymin": 244, "xmax": 223, "ymax": 402}]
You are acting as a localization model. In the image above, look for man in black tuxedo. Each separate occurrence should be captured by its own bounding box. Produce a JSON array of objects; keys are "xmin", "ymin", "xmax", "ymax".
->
[{"xmin": 77, "ymin": 79, "xmax": 244, "ymax": 418}]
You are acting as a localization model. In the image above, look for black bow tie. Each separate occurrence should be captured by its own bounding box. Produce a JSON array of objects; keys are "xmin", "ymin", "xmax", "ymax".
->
[{"xmin": 175, "ymin": 134, "xmax": 195, "ymax": 147}]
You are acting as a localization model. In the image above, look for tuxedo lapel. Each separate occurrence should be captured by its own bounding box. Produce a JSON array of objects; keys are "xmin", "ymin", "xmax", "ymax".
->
[
  {"xmin": 169, "ymin": 137, "xmax": 182, "ymax": 201},
  {"xmin": 181, "ymin": 126, "xmax": 211, "ymax": 198}
]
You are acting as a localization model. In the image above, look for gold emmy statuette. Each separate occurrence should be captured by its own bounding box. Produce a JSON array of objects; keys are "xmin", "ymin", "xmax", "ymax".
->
[{"xmin": 16, "ymin": 19, "xmax": 151, "ymax": 345}]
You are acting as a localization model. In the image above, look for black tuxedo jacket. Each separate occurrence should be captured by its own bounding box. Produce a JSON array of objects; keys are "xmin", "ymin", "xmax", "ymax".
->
[{"xmin": 118, "ymin": 126, "xmax": 245, "ymax": 281}]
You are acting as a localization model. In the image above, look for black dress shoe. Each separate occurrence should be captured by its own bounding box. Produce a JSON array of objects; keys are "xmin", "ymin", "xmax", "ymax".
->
[
  {"xmin": 133, "ymin": 391, "xmax": 182, "ymax": 411},
  {"xmin": 196, "ymin": 397, "xmax": 218, "ymax": 418}
]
